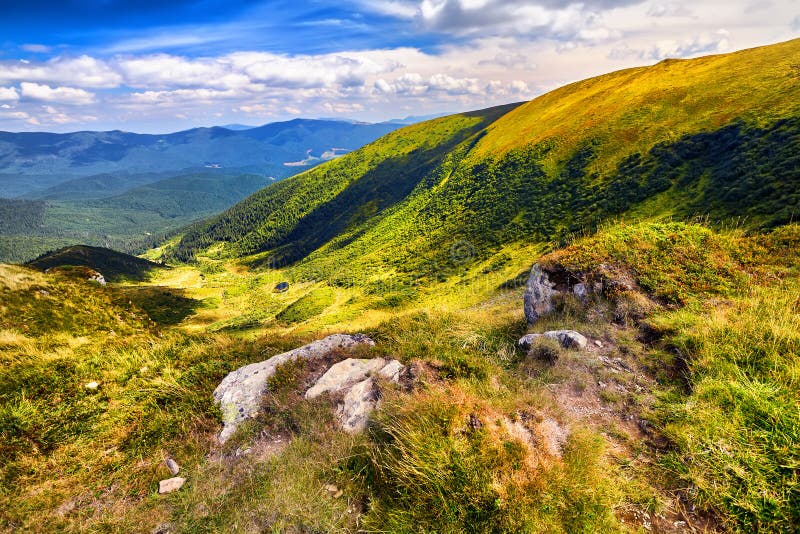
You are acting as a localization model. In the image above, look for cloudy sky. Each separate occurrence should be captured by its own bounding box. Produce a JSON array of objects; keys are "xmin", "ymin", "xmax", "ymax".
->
[{"xmin": 0, "ymin": 0, "xmax": 797, "ymax": 132}]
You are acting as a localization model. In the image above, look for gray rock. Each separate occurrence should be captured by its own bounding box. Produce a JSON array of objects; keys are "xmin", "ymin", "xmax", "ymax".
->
[
  {"xmin": 523, "ymin": 264, "xmax": 555, "ymax": 325},
  {"xmin": 213, "ymin": 334, "xmax": 374, "ymax": 443},
  {"xmin": 89, "ymin": 272, "xmax": 107, "ymax": 286},
  {"xmin": 165, "ymin": 458, "xmax": 180, "ymax": 476},
  {"xmin": 305, "ymin": 358, "xmax": 387, "ymax": 399},
  {"xmin": 378, "ymin": 359, "xmax": 404, "ymax": 382},
  {"xmin": 158, "ymin": 477, "xmax": 186, "ymax": 494},
  {"xmin": 518, "ymin": 330, "xmax": 588, "ymax": 351},
  {"xmin": 338, "ymin": 378, "xmax": 379, "ymax": 432},
  {"xmin": 546, "ymin": 330, "xmax": 588, "ymax": 349},
  {"xmin": 573, "ymin": 282, "xmax": 588, "ymax": 301}
]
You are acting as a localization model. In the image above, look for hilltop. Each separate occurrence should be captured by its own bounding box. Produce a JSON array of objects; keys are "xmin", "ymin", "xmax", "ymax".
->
[{"xmin": 26, "ymin": 244, "xmax": 166, "ymax": 282}]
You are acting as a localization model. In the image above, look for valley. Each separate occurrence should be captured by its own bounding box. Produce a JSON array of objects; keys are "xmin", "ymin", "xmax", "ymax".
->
[{"xmin": 0, "ymin": 120, "xmax": 401, "ymax": 263}]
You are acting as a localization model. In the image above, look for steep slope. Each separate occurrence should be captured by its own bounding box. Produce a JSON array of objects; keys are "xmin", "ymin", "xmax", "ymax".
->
[
  {"xmin": 170, "ymin": 103, "xmax": 523, "ymax": 261},
  {"xmin": 170, "ymin": 39, "xmax": 800, "ymax": 286}
]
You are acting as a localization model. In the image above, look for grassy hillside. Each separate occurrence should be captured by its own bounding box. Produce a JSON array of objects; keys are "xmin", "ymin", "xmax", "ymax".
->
[
  {"xmin": 169, "ymin": 103, "xmax": 522, "ymax": 261},
  {"xmin": 4, "ymin": 221, "xmax": 799, "ymax": 532},
  {"xmin": 26, "ymin": 245, "xmax": 167, "ymax": 282},
  {"xmin": 169, "ymin": 40, "xmax": 800, "ymax": 287}
]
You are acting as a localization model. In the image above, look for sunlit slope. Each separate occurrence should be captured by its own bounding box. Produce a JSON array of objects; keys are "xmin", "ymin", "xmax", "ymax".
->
[
  {"xmin": 170, "ymin": 103, "xmax": 521, "ymax": 261},
  {"xmin": 170, "ymin": 39, "xmax": 800, "ymax": 283},
  {"xmin": 472, "ymin": 38, "xmax": 800, "ymax": 171}
]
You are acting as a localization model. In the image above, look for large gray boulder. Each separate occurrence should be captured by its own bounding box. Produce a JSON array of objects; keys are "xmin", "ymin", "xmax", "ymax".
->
[
  {"xmin": 213, "ymin": 334, "xmax": 374, "ymax": 443},
  {"xmin": 519, "ymin": 330, "xmax": 588, "ymax": 351},
  {"xmin": 523, "ymin": 264, "xmax": 556, "ymax": 325}
]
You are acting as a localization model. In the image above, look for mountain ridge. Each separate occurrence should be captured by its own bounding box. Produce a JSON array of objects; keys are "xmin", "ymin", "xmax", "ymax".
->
[{"xmin": 168, "ymin": 39, "xmax": 800, "ymax": 285}]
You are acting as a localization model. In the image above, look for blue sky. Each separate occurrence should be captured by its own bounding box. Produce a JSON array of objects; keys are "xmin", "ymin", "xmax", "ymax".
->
[{"xmin": 0, "ymin": 0, "xmax": 798, "ymax": 132}]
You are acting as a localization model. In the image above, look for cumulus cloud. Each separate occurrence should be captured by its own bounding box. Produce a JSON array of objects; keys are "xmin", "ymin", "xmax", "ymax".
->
[
  {"xmin": 647, "ymin": 2, "xmax": 692, "ymax": 17},
  {"xmin": 0, "ymin": 109, "xmax": 39, "ymax": 125},
  {"xmin": 375, "ymin": 72, "xmax": 530, "ymax": 98},
  {"xmin": 0, "ymin": 55, "xmax": 122, "ymax": 88},
  {"xmin": 361, "ymin": 0, "xmax": 640, "ymax": 42},
  {"xmin": 235, "ymin": 52, "xmax": 400, "ymax": 89},
  {"xmin": 647, "ymin": 30, "xmax": 730, "ymax": 59},
  {"xmin": 20, "ymin": 83, "xmax": 95, "ymax": 104},
  {"xmin": 0, "ymin": 87, "xmax": 19, "ymax": 101}
]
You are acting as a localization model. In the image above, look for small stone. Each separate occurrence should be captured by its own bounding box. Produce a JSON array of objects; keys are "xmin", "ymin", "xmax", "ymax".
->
[
  {"xmin": 85, "ymin": 381, "xmax": 100, "ymax": 391},
  {"xmin": 673, "ymin": 521, "xmax": 687, "ymax": 528},
  {"xmin": 518, "ymin": 330, "xmax": 588, "ymax": 351},
  {"xmin": 158, "ymin": 477, "xmax": 186, "ymax": 494},
  {"xmin": 594, "ymin": 340, "xmax": 603, "ymax": 347},
  {"xmin": 165, "ymin": 458, "xmax": 180, "ymax": 475}
]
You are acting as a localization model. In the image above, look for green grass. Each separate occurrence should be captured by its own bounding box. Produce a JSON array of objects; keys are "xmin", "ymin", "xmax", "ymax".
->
[
  {"xmin": 536, "ymin": 221, "xmax": 800, "ymax": 531},
  {"xmin": 354, "ymin": 390, "xmax": 622, "ymax": 533},
  {"xmin": 275, "ymin": 286, "xmax": 336, "ymax": 324},
  {"xmin": 652, "ymin": 282, "xmax": 800, "ymax": 531}
]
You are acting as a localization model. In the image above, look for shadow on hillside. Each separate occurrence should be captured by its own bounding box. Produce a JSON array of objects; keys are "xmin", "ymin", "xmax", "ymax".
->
[{"xmin": 117, "ymin": 286, "xmax": 201, "ymax": 326}]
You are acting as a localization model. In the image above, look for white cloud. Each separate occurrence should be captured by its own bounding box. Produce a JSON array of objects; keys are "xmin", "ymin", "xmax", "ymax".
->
[
  {"xmin": 21, "ymin": 44, "xmax": 52, "ymax": 53},
  {"xmin": 647, "ymin": 2, "xmax": 692, "ymax": 17},
  {"xmin": 361, "ymin": 0, "xmax": 636, "ymax": 43},
  {"xmin": 0, "ymin": 55, "xmax": 122, "ymax": 88},
  {"xmin": 0, "ymin": 87, "xmax": 19, "ymax": 101},
  {"xmin": 647, "ymin": 29, "xmax": 730, "ymax": 59},
  {"xmin": 0, "ymin": 110, "xmax": 39, "ymax": 125},
  {"xmin": 20, "ymin": 83, "xmax": 96, "ymax": 104}
]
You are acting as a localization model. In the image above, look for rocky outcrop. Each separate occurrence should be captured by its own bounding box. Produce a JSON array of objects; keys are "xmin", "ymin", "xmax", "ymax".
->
[
  {"xmin": 306, "ymin": 357, "xmax": 405, "ymax": 432},
  {"xmin": 213, "ymin": 334, "xmax": 375, "ymax": 443},
  {"xmin": 523, "ymin": 264, "xmax": 555, "ymax": 325},
  {"xmin": 305, "ymin": 358, "xmax": 388, "ymax": 399},
  {"xmin": 339, "ymin": 377, "xmax": 380, "ymax": 432},
  {"xmin": 519, "ymin": 330, "xmax": 588, "ymax": 351}
]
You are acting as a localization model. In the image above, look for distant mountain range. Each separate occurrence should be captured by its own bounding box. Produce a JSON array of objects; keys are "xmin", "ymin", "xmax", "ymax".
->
[
  {"xmin": 0, "ymin": 118, "xmax": 404, "ymax": 262},
  {"xmin": 0, "ymin": 118, "xmax": 401, "ymax": 198}
]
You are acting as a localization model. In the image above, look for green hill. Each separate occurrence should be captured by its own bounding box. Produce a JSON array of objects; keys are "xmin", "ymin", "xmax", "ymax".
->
[
  {"xmin": 169, "ymin": 40, "xmax": 800, "ymax": 288},
  {"xmin": 26, "ymin": 245, "xmax": 166, "ymax": 282}
]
